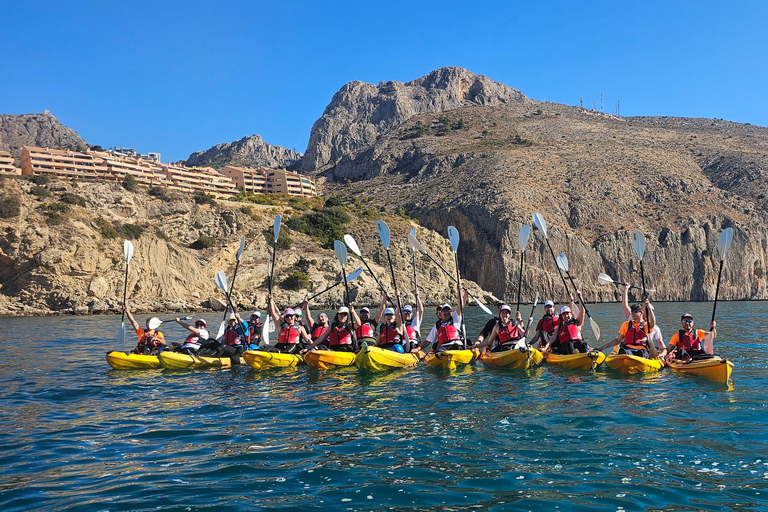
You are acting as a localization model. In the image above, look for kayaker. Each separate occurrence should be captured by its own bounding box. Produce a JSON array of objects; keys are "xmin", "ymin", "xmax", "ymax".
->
[
  {"xmin": 621, "ymin": 284, "xmax": 664, "ymax": 352},
  {"xmin": 301, "ymin": 306, "xmax": 358, "ymax": 353},
  {"xmin": 473, "ymin": 304, "xmax": 525, "ymax": 352},
  {"xmin": 378, "ymin": 307, "xmax": 406, "ymax": 352},
  {"xmin": 302, "ymin": 300, "xmax": 329, "ymax": 342},
  {"xmin": 247, "ymin": 311, "xmax": 264, "ymax": 348},
  {"xmin": 123, "ymin": 305, "xmax": 166, "ymax": 355},
  {"xmin": 598, "ymin": 299, "xmax": 656, "ymax": 357},
  {"xmin": 417, "ymin": 284, "xmax": 469, "ymax": 353},
  {"xmin": 477, "ymin": 304, "xmax": 524, "ymax": 346},
  {"xmin": 402, "ymin": 288, "xmax": 424, "ymax": 337},
  {"xmin": 218, "ymin": 312, "xmax": 250, "ymax": 362},
  {"xmin": 532, "ymin": 300, "xmax": 560, "ymax": 350},
  {"xmin": 351, "ymin": 305, "xmax": 378, "ymax": 345},
  {"xmin": 543, "ymin": 296, "xmax": 589, "ymax": 355},
  {"xmin": 176, "ymin": 317, "xmax": 210, "ymax": 355},
  {"xmin": 266, "ymin": 298, "xmax": 311, "ymax": 354},
  {"xmin": 660, "ymin": 314, "xmax": 715, "ymax": 362}
]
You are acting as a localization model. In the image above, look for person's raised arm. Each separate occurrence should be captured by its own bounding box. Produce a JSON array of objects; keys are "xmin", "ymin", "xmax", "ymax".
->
[
  {"xmin": 621, "ymin": 284, "xmax": 631, "ymax": 319},
  {"xmin": 302, "ymin": 300, "xmax": 315, "ymax": 331},
  {"xmin": 123, "ymin": 305, "xmax": 140, "ymax": 333},
  {"xmin": 268, "ymin": 295, "xmax": 280, "ymax": 328},
  {"xmin": 415, "ymin": 288, "xmax": 424, "ymax": 325},
  {"xmin": 374, "ymin": 293, "xmax": 387, "ymax": 324},
  {"xmin": 645, "ymin": 300, "xmax": 656, "ymax": 329},
  {"xmin": 572, "ymin": 294, "xmax": 585, "ymax": 327}
]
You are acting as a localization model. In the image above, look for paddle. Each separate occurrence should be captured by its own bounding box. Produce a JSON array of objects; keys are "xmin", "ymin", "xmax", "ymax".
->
[
  {"xmin": 343, "ymin": 233, "xmax": 396, "ymax": 308},
  {"xmin": 517, "ymin": 224, "xmax": 530, "ymax": 315},
  {"xmin": 704, "ymin": 227, "xmax": 734, "ymax": 354},
  {"xmin": 214, "ymin": 270, "xmax": 233, "ymax": 339},
  {"xmin": 217, "ymin": 236, "xmax": 247, "ymax": 334},
  {"xmin": 118, "ymin": 240, "xmax": 134, "ymax": 344},
  {"xmin": 409, "ymin": 227, "xmax": 419, "ymax": 293},
  {"xmin": 291, "ymin": 266, "xmax": 364, "ymax": 309},
  {"xmin": 597, "ymin": 273, "xmax": 655, "ymax": 292},
  {"xmin": 521, "ymin": 292, "xmax": 540, "ymax": 339},
  {"xmin": 556, "ymin": 253, "xmax": 601, "ymax": 341},
  {"xmin": 264, "ymin": 215, "xmax": 281, "ymax": 346},
  {"xmin": 531, "ymin": 213, "xmax": 578, "ymax": 317},
  {"xmin": 407, "ymin": 230, "xmax": 493, "ymax": 316},
  {"xmin": 376, "ymin": 220, "xmax": 405, "ymax": 339},
  {"xmin": 334, "ymin": 240, "xmax": 351, "ymax": 305},
  {"xmin": 630, "ymin": 230, "xmax": 656, "ymax": 358},
  {"xmin": 447, "ymin": 226, "xmax": 468, "ymax": 343},
  {"xmin": 147, "ymin": 316, "xmax": 192, "ymax": 330}
]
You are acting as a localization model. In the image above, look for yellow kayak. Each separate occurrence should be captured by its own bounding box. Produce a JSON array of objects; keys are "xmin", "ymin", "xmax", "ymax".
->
[
  {"xmin": 605, "ymin": 353, "xmax": 664, "ymax": 374},
  {"xmin": 424, "ymin": 349, "xmax": 480, "ymax": 370},
  {"xmin": 667, "ymin": 356, "xmax": 734, "ymax": 384},
  {"xmin": 243, "ymin": 350, "xmax": 303, "ymax": 370},
  {"xmin": 106, "ymin": 351, "xmax": 161, "ymax": 369},
  {"xmin": 304, "ymin": 349, "xmax": 356, "ymax": 370},
  {"xmin": 544, "ymin": 350, "xmax": 606, "ymax": 371},
  {"xmin": 354, "ymin": 343, "xmax": 420, "ymax": 372},
  {"xmin": 480, "ymin": 347, "xmax": 543, "ymax": 369},
  {"xmin": 158, "ymin": 351, "xmax": 232, "ymax": 369}
]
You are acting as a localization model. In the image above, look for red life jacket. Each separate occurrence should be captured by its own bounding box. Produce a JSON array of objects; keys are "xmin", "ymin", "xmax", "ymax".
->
[
  {"xmin": 436, "ymin": 319, "xmax": 461, "ymax": 346},
  {"xmin": 677, "ymin": 330, "xmax": 702, "ymax": 352},
  {"xmin": 622, "ymin": 321, "xmax": 648, "ymax": 350},
  {"xmin": 558, "ymin": 320, "xmax": 583, "ymax": 344},
  {"xmin": 497, "ymin": 321, "xmax": 523, "ymax": 344},
  {"xmin": 222, "ymin": 329, "xmax": 242, "ymax": 346},
  {"xmin": 136, "ymin": 330, "xmax": 164, "ymax": 352},
  {"xmin": 278, "ymin": 325, "xmax": 301, "ymax": 345},
  {"xmin": 539, "ymin": 314, "xmax": 559, "ymax": 335},
  {"xmin": 379, "ymin": 323, "xmax": 401, "ymax": 345},
  {"xmin": 312, "ymin": 325, "xmax": 328, "ymax": 341},
  {"xmin": 356, "ymin": 322, "xmax": 375, "ymax": 340},
  {"xmin": 404, "ymin": 323, "xmax": 418, "ymax": 341},
  {"xmin": 248, "ymin": 322, "xmax": 263, "ymax": 343},
  {"xmin": 328, "ymin": 322, "xmax": 353, "ymax": 347}
]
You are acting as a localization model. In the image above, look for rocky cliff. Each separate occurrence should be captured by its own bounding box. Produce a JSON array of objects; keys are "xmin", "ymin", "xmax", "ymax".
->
[
  {"xmin": 299, "ymin": 67, "xmax": 531, "ymax": 173},
  {"xmin": 0, "ymin": 176, "xmax": 494, "ymax": 316},
  {"xmin": 0, "ymin": 112, "xmax": 88, "ymax": 162},
  {"xmin": 302, "ymin": 69, "xmax": 768, "ymax": 303},
  {"xmin": 184, "ymin": 134, "xmax": 302, "ymax": 169}
]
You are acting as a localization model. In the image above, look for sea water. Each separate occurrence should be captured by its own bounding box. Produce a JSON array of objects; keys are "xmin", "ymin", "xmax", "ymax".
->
[{"xmin": 1, "ymin": 301, "xmax": 767, "ymax": 511}]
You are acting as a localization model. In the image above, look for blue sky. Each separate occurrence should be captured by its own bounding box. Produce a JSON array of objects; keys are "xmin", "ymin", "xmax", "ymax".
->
[{"xmin": 1, "ymin": 1, "xmax": 765, "ymax": 163}]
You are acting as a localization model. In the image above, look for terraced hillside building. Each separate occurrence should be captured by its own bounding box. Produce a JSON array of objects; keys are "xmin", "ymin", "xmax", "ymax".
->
[
  {"xmin": 0, "ymin": 151, "xmax": 21, "ymax": 175},
  {"xmin": 221, "ymin": 165, "xmax": 316, "ymax": 197}
]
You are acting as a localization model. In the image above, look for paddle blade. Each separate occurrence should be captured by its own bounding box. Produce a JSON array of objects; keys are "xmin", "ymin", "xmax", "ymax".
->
[
  {"xmin": 262, "ymin": 319, "xmax": 270, "ymax": 345},
  {"xmin": 631, "ymin": 231, "xmax": 646, "ymax": 260},
  {"xmin": 123, "ymin": 240, "xmax": 134, "ymax": 264},
  {"xmin": 343, "ymin": 234, "xmax": 362, "ymax": 257},
  {"xmin": 334, "ymin": 240, "xmax": 348, "ymax": 268},
  {"xmin": 703, "ymin": 331, "xmax": 714, "ymax": 355},
  {"xmin": 597, "ymin": 273, "xmax": 614, "ymax": 286},
  {"xmin": 147, "ymin": 317, "xmax": 162, "ymax": 330},
  {"xmin": 471, "ymin": 293, "xmax": 493, "ymax": 316},
  {"xmin": 215, "ymin": 270, "xmax": 228, "ymax": 294},
  {"xmin": 273, "ymin": 215, "xmax": 282, "ymax": 241},
  {"xmin": 237, "ymin": 236, "xmax": 246, "ymax": 261},
  {"xmin": 556, "ymin": 253, "xmax": 569, "ymax": 272},
  {"xmin": 718, "ymin": 227, "xmax": 734, "ymax": 261},
  {"xmin": 376, "ymin": 220, "xmax": 391, "ymax": 250},
  {"xmin": 216, "ymin": 321, "xmax": 226, "ymax": 340},
  {"xmin": 532, "ymin": 213, "xmax": 547, "ymax": 238},
  {"xmin": 518, "ymin": 224, "xmax": 531, "ymax": 253},
  {"xmin": 533, "ymin": 291, "xmax": 540, "ymax": 307},
  {"xmin": 447, "ymin": 226, "xmax": 460, "ymax": 252},
  {"xmin": 118, "ymin": 322, "xmax": 125, "ymax": 344},
  {"xmin": 589, "ymin": 317, "xmax": 601, "ymax": 341},
  {"xmin": 346, "ymin": 266, "xmax": 364, "ymax": 281},
  {"xmin": 407, "ymin": 231, "xmax": 428, "ymax": 254}
]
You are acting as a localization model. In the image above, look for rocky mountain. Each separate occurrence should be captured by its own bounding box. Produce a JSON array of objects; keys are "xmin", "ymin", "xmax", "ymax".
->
[
  {"xmin": 184, "ymin": 134, "xmax": 302, "ymax": 169},
  {"xmin": 0, "ymin": 112, "xmax": 88, "ymax": 162},
  {"xmin": 302, "ymin": 68, "xmax": 768, "ymax": 302},
  {"xmin": 299, "ymin": 67, "xmax": 531, "ymax": 173},
  {"xmin": 0, "ymin": 177, "xmax": 494, "ymax": 316}
]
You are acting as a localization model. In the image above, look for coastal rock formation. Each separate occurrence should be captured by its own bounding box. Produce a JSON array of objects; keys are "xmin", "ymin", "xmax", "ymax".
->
[
  {"xmin": 299, "ymin": 67, "xmax": 531, "ymax": 174},
  {"xmin": 0, "ymin": 112, "xmax": 88, "ymax": 162},
  {"xmin": 184, "ymin": 134, "xmax": 302, "ymax": 170}
]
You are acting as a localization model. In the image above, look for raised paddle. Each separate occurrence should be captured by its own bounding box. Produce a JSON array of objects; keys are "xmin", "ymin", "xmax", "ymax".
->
[
  {"xmin": 343, "ymin": 233, "xmax": 396, "ymax": 308},
  {"xmin": 376, "ymin": 220, "xmax": 405, "ymax": 337},
  {"xmin": 264, "ymin": 215, "xmax": 281, "ymax": 346},
  {"xmin": 704, "ymin": 227, "xmax": 734, "ymax": 354},
  {"xmin": 118, "ymin": 240, "xmax": 135, "ymax": 344},
  {"xmin": 556, "ymin": 253, "xmax": 601, "ymax": 341},
  {"xmin": 291, "ymin": 266, "xmax": 364, "ymax": 309},
  {"xmin": 532, "ymin": 213, "xmax": 579, "ymax": 317},
  {"xmin": 218, "ymin": 236, "xmax": 246, "ymax": 329},
  {"xmin": 517, "ymin": 224, "xmax": 531, "ymax": 315},
  {"xmin": 407, "ymin": 230, "xmax": 493, "ymax": 316},
  {"xmin": 597, "ymin": 273, "xmax": 655, "ymax": 292},
  {"xmin": 334, "ymin": 239, "xmax": 351, "ymax": 305},
  {"xmin": 409, "ymin": 227, "xmax": 419, "ymax": 293},
  {"xmin": 447, "ymin": 226, "xmax": 468, "ymax": 343},
  {"xmin": 214, "ymin": 270, "xmax": 234, "ymax": 339},
  {"xmin": 147, "ymin": 316, "xmax": 192, "ymax": 330},
  {"xmin": 521, "ymin": 292, "xmax": 540, "ymax": 339},
  {"xmin": 630, "ymin": 230, "xmax": 657, "ymax": 358}
]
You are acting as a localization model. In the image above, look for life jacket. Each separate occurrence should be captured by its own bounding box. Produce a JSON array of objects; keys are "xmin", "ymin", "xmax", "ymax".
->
[
  {"xmin": 181, "ymin": 330, "xmax": 204, "ymax": 351},
  {"xmin": 436, "ymin": 318, "xmax": 462, "ymax": 346},
  {"xmin": 248, "ymin": 321, "xmax": 263, "ymax": 344},
  {"xmin": 404, "ymin": 321, "xmax": 419, "ymax": 341},
  {"xmin": 356, "ymin": 321, "xmax": 376, "ymax": 340},
  {"xmin": 278, "ymin": 324, "xmax": 301, "ymax": 345},
  {"xmin": 135, "ymin": 330, "xmax": 164, "ymax": 353},
  {"xmin": 379, "ymin": 323, "xmax": 401, "ymax": 346},
  {"xmin": 312, "ymin": 324, "xmax": 328, "ymax": 341},
  {"xmin": 621, "ymin": 321, "xmax": 648, "ymax": 350},
  {"xmin": 222, "ymin": 328, "xmax": 242, "ymax": 346},
  {"xmin": 557, "ymin": 320, "xmax": 582, "ymax": 345},
  {"xmin": 676, "ymin": 329, "xmax": 702, "ymax": 353},
  {"xmin": 328, "ymin": 322, "xmax": 354, "ymax": 347},
  {"xmin": 497, "ymin": 320, "xmax": 523, "ymax": 344},
  {"xmin": 539, "ymin": 313, "xmax": 559, "ymax": 334}
]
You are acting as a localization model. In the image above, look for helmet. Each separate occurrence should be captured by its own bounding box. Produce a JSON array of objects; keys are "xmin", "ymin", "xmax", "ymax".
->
[{"xmin": 391, "ymin": 344, "xmax": 404, "ymax": 353}]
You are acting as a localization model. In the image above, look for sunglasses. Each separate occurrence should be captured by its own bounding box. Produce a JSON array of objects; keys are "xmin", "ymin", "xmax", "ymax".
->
[
  {"xmin": 195, "ymin": 323, "xmax": 205, "ymax": 327},
  {"xmin": 682, "ymin": 319, "xmax": 693, "ymax": 324},
  {"xmin": 631, "ymin": 309, "xmax": 642, "ymax": 314}
]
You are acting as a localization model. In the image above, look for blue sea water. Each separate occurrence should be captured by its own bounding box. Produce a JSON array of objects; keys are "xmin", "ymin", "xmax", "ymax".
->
[{"xmin": 1, "ymin": 301, "xmax": 767, "ymax": 511}]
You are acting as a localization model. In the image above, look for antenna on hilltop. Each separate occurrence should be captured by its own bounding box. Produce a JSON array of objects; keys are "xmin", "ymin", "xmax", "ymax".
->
[{"xmin": 600, "ymin": 93, "xmax": 603, "ymax": 113}]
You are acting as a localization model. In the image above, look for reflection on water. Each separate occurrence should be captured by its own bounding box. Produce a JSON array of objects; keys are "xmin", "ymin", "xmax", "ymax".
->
[{"xmin": 1, "ymin": 301, "xmax": 768, "ymax": 510}]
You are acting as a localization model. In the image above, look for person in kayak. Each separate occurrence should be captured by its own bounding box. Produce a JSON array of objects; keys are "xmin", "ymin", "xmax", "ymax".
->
[
  {"xmin": 598, "ymin": 299, "xmax": 656, "ymax": 357},
  {"xmin": 176, "ymin": 317, "xmax": 209, "ymax": 355},
  {"xmin": 300, "ymin": 306, "xmax": 358, "ymax": 353},
  {"xmin": 219, "ymin": 312, "xmax": 250, "ymax": 362},
  {"xmin": 351, "ymin": 305, "xmax": 379, "ymax": 345},
  {"xmin": 378, "ymin": 307, "xmax": 406, "ymax": 352},
  {"xmin": 542, "ymin": 297, "xmax": 589, "ymax": 355},
  {"xmin": 660, "ymin": 313, "xmax": 716, "ymax": 362},
  {"xmin": 473, "ymin": 304, "xmax": 526, "ymax": 352},
  {"xmin": 401, "ymin": 288, "xmax": 424, "ymax": 350},
  {"xmin": 416, "ymin": 284, "xmax": 469, "ymax": 353},
  {"xmin": 266, "ymin": 298, "xmax": 311, "ymax": 354},
  {"xmin": 302, "ymin": 300, "xmax": 330, "ymax": 342},
  {"xmin": 476, "ymin": 303, "xmax": 524, "ymax": 346},
  {"xmin": 621, "ymin": 284, "xmax": 664, "ymax": 353},
  {"xmin": 123, "ymin": 305, "xmax": 166, "ymax": 355},
  {"xmin": 247, "ymin": 311, "xmax": 264, "ymax": 348},
  {"xmin": 532, "ymin": 300, "xmax": 560, "ymax": 350}
]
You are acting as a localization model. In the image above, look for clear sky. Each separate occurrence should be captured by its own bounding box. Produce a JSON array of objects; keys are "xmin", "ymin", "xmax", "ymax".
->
[{"xmin": 1, "ymin": 1, "xmax": 766, "ymax": 163}]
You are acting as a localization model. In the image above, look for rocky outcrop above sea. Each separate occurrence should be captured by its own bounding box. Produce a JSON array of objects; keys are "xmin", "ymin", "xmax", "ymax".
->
[
  {"xmin": 0, "ymin": 112, "xmax": 88, "ymax": 162},
  {"xmin": 183, "ymin": 134, "xmax": 302, "ymax": 169}
]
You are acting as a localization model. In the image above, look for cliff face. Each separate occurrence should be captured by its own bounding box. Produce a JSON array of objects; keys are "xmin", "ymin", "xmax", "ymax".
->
[
  {"xmin": 184, "ymin": 134, "xmax": 302, "ymax": 169},
  {"xmin": 0, "ymin": 177, "xmax": 494, "ymax": 316},
  {"xmin": 0, "ymin": 112, "xmax": 88, "ymax": 162},
  {"xmin": 299, "ymin": 67, "xmax": 532, "ymax": 173}
]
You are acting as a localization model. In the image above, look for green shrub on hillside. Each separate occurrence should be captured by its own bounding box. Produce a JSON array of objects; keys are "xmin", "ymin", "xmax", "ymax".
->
[
  {"xmin": 30, "ymin": 186, "xmax": 52, "ymax": 198},
  {"xmin": 122, "ymin": 174, "xmax": 138, "ymax": 192},
  {"xmin": 264, "ymin": 226, "xmax": 293, "ymax": 250},
  {"xmin": 282, "ymin": 271, "xmax": 310, "ymax": 290},
  {"xmin": 155, "ymin": 229, "xmax": 167, "ymax": 240},
  {"xmin": 121, "ymin": 223, "xmax": 144, "ymax": 240},
  {"xmin": 190, "ymin": 235, "xmax": 216, "ymax": 250},
  {"xmin": 28, "ymin": 174, "xmax": 51, "ymax": 185},
  {"xmin": 193, "ymin": 191, "xmax": 216, "ymax": 205},
  {"xmin": 45, "ymin": 213, "xmax": 63, "ymax": 225},
  {"xmin": 148, "ymin": 186, "xmax": 168, "ymax": 199},
  {"xmin": 0, "ymin": 197, "xmax": 21, "ymax": 218},
  {"xmin": 60, "ymin": 192, "xmax": 87, "ymax": 207},
  {"xmin": 95, "ymin": 216, "xmax": 119, "ymax": 238}
]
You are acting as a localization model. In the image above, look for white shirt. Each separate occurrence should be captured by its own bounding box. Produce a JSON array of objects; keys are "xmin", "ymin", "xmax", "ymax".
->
[{"xmin": 426, "ymin": 311, "xmax": 462, "ymax": 343}]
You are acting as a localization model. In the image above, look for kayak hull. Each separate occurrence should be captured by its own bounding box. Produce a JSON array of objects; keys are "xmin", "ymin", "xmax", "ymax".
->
[
  {"xmin": 158, "ymin": 351, "xmax": 232, "ymax": 369},
  {"xmin": 480, "ymin": 347, "xmax": 543, "ymax": 369},
  {"xmin": 668, "ymin": 356, "xmax": 734, "ymax": 384},
  {"xmin": 106, "ymin": 351, "xmax": 160, "ymax": 369},
  {"xmin": 243, "ymin": 350, "xmax": 303, "ymax": 370},
  {"xmin": 425, "ymin": 349, "xmax": 480, "ymax": 370},
  {"xmin": 354, "ymin": 344, "xmax": 419, "ymax": 372},
  {"xmin": 544, "ymin": 350, "xmax": 606, "ymax": 371},
  {"xmin": 605, "ymin": 354, "xmax": 664, "ymax": 374},
  {"xmin": 304, "ymin": 350, "xmax": 356, "ymax": 370}
]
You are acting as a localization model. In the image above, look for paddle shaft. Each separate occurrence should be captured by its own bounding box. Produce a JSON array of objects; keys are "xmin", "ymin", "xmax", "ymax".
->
[
  {"xmin": 710, "ymin": 259, "xmax": 725, "ymax": 327},
  {"xmin": 121, "ymin": 259, "xmax": 129, "ymax": 324},
  {"xmin": 564, "ymin": 271, "xmax": 591, "ymax": 317},
  {"xmin": 516, "ymin": 251, "xmax": 524, "ymax": 314},
  {"xmin": 291, "ymin": 281, "xmax": 343, "ymax": 309},
  {"xmin": 383, "ymin": 247, "xmax": 404, "ymax": 335},
  {"xmin": 353, "ymin": 253, "xmax": 396, "ymax": 308},
  {"xmin": 221, "ymin": 257, "xmax": 242, "ymax": 323},
  {"xmin": 411, "ymin": 249, "xmax": 418, "ymax": 291},
  {"xmin": 522, "ymin": 300, "xmax": 538, "ymax": 338},
  {"xmin": 452, "ymin": 249, "xmax": 468, "ymax": 342},
  {"xmin": 542, "ymin": 236, "xmax": 572, "ymax": 298},
  {"xmin": 419, "ymin": 246, "xmax": 486, "ymax": 311},
  {"xmin": 342, "ymin": 270, "xmax": 350, "ymax": 306}
]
